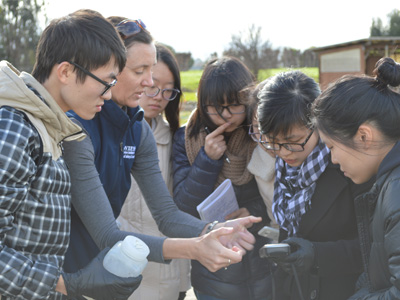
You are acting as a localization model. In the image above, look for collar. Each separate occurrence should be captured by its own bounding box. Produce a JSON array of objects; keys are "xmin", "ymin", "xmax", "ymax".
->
[
  {"xmin": 100, "ymin": 100, "xmax": 144, "ymax": 130},
  {"xmin": 376, "ymin": 141, "xmax": 400, "ymax": 180}
]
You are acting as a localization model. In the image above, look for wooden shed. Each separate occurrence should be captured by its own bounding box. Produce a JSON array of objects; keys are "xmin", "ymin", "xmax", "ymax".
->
[{"xmin": 313, "ymin": 37, "xmax": 400, "ymax": 90}]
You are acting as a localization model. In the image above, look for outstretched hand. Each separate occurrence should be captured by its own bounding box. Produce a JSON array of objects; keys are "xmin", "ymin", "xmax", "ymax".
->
[
  {"xmin": 194, "ymin": 227, "xmax": 244, "ymax": 272},
  {"xmin": 217, "ymin": 216, "xmax": 262, "ymax": 254}
]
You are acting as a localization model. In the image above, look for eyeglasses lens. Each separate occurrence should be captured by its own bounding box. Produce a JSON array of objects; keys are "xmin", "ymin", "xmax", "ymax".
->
[
  {"xmin": 144, "ymin": 87, "xmax": 179, "ymax": 101},
  {"xmin": 162, "ymin": 89, "xmax": 179, "ymax": 101},
  {"xmin": 205, "ymin": 105, "xmax": 245, "ymax": 115}
]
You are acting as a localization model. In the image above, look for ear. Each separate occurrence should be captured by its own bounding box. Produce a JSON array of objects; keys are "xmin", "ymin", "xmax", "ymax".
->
[
  {"xmin": 56, "ymin": 62, "xmax": 73, "ymax": 84},
  {"xmin": 355, "ymin": 123, "xmax": 373, "ymax": 149}
]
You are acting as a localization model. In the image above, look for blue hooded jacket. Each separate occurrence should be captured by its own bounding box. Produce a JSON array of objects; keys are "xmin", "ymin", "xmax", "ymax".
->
[{"xmin": 64, "ymin": 100, "xmax": 143, "ymax": 273}]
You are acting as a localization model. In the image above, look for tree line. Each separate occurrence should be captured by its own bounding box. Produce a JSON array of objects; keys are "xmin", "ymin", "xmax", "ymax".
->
[{"xmin": 1, "ymin": 1, "xmax": 399, "ymax": 77}]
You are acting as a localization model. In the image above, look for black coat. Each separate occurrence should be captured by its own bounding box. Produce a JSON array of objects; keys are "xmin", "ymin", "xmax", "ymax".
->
[
  {"xmin": 172, "ymin": 126, "xmax": 273, "ymax": 300},
  {"xmin": 349, "ymin": 142, "xmax": 400, "ymax": 299},
  {"xmin": 275, "ymin": 161, "xmax": 373, "ymax": 300}
]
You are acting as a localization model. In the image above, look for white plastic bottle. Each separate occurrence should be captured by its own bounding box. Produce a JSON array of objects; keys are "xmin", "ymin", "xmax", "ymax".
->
[{"xmin": 103, "ymin": 235, "xmax": 150, "ymax": 277}]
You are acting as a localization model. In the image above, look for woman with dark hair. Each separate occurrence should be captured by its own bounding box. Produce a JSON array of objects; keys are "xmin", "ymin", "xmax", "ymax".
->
[
  {"xmin": 312, "ymin": 57, "xmax": 400, "ymax": 299},
  {"xmin": 257, "ymin": 70, "xmax": 372, "ymax": 300},
  {"xmin": 117, "ymin": 43, "xmax": 190, "ymax": 300},
  {"xmin": 172, "ymin": 56, "xmax": 272, "ymax": 300},
  {"xmin": 61, "ymin": 16, "xmax": 261, "ymax": 296}
]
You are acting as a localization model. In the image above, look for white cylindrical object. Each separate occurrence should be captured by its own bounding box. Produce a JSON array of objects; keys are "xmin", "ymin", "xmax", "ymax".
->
[{"xmin": 103, "ymin": 235, "xmax": 149, "ymax": 277}]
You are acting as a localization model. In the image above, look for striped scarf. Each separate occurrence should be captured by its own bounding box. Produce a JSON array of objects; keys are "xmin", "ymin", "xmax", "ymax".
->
[{"xmin": 272, "ymin": 139, "xmax": 330, "ymax": 236}]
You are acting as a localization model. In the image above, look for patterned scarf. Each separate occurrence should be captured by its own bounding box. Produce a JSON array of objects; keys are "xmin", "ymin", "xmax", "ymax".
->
[{"xmin": 272, "ymin": 139, "xmax": 330, "ymax": 236}]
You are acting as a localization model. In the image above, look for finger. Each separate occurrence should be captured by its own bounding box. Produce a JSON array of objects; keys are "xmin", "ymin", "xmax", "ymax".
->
[
  {"xmin": 225, "ymin": 209, "xmax": 241, "ymax": 220},
  {"xmin": 240, "ymin": 216, "xmax": 262, "ymax": 228},
  {"xmin": 237, "ymin": 230, "xmax": 256, "ymax": 245},
  {"xmin": 210, "ymin": 226, "xmax": 234, "ymax": 238},
  {"xmin": 233, "ymin": 239, "xmax": 254, "ymax": 251},
  {"xmin": 235, "ymin": 208, "xmax": 251, "ymax": 218},
  {"xmin": 224, "ymin": 248, "xmax": 243, "ymax": 264},
  {"xmin": 206, "ymin": 134, "xmax": 225, "ymax": 144},
  {"xmin": 208, "ymin": 122, "xmax": 231, "ymax": 137},
  {"xmin": 232, "ymin": 245, "xmax": 243, "ymax": 253},
  {"xmin": 208, "ymin": 231, "xmax": 243, "ymax": 265},
  {"xmin": 211, "ymin": 227, "xmax": 251, "ymax": 256}
]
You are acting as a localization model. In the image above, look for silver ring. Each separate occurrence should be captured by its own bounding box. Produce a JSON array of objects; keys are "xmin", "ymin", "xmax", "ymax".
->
[{"xmin": 224, "ymin": 258, "xmax": 231, "ymax": 270}]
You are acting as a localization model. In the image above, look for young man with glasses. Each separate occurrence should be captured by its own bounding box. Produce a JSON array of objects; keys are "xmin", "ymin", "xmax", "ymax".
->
[
  {"xmin": 256, "ymin": 71, "xmax": 373, "ymax": 300},
  {"xmin": 0, "ymin": 9, "xmax": 141, "ymax": 300}
]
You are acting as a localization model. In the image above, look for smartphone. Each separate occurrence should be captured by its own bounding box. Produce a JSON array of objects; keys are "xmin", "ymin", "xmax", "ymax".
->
[
  {"xmin": 258, "ymin": 225, "xmax": 279, "ymax": 241},
  {"xmin": 259, "ymin": 243, "xmax": 291, "ymax": 259}
]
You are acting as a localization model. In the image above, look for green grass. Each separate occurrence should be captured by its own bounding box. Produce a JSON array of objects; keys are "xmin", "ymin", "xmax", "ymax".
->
[
  {"xmin": 182, "ymin": 91, "xmax": 197, "ymax": 102},
  {"xmin": 179, "ymin": 110, "xmax": 192, "ymax": 125},
  {"xmin": 179, "ymin": 67, "xmax": 319, "ymax": 124},
  {"xmin": 181, "ymin": 70, "xmax": 203, "ymax": 93},
  {"xmin": 257, "ymin": 67, "xmax": 319, "ymax": 83},
  {"xmin": 181, "ymin": 67, "xmax": 319, "ymax": 101}
]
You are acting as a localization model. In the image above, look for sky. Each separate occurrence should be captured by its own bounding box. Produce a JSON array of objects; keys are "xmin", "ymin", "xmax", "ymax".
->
[{"xmin": 44, "ymin": 0, "xmax": 399, "ymax": 61}]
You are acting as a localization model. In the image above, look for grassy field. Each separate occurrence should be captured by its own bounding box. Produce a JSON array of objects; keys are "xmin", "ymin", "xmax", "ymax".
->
[
  {"xmin": 179, "ymin": 67, "xmax": 318, "ymax": 124},
  {"xmin": 181, "ymin": 67, "xmax": 318, "ymax": 102}
]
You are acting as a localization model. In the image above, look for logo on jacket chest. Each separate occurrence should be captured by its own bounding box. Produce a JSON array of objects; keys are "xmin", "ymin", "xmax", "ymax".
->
[{"xmin": 123, "ymin": 145, "xmax": 136, "ymax": 160}]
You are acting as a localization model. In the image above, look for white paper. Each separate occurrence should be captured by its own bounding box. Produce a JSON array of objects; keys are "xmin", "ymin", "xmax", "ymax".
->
[{"xmin": 196, "ymin": 179, "xmax": 239, "ymax": 222}]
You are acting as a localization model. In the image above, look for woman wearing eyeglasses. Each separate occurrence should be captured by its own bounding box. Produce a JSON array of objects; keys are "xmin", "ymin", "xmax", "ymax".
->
[
  {"xmin": 116, "ymin": 44, "xmax": 191, "ymax": 300},
  {"xmin": 172, "ymin": 56, "xmax": 273, "ymax": 300},
  {"xmin": 61, "ymin": 16, "xmax": 261, "ymax": 298},
  {"xmin": 256, "ymin": 70, "xmax": 372, "ymax": 300}
]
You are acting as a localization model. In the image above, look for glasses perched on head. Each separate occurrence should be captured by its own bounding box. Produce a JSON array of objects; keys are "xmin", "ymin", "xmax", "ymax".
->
[
  {"xmin": 68, "ymin": 61, "xmax": 117, "ymax": 96},
  {"xmin": 259, "ymin": 129, "xmax": 314, "ymax": 152},
  {"xmin": 204, "ymin": 104, "xmax": 246, "ymax": 115},
  {"xmin": 116, "ymin": 19, "xmax": 146, "ymax": 39},
  {"xmin": 144, "ymin": 86, "xmax": 180, "ymax": 101}
]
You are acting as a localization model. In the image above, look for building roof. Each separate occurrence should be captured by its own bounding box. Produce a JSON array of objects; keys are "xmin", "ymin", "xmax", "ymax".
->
[{"xmin": 312, "ymin": 37, "xmax": 400, "ymax": 52}]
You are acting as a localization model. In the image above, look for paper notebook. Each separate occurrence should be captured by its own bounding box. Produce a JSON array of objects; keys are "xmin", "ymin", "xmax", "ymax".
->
[{"xmin": 196, "ymin": 179, "xmax": 239, "ymax": 222}]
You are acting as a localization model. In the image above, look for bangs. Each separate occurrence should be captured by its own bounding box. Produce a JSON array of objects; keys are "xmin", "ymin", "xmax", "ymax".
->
[
  {"xmin": 258, "ymin": 93, "xmax": 311, "ymax": 140},
  {"xmin": 199, "ymin": 64, "xmax": 253, "ymax": 106}
]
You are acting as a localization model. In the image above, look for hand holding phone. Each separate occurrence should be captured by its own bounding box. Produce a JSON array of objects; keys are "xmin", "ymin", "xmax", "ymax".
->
[{"xmin": 259, "ymin": 243, "xmax": 291, "ymax": 259}]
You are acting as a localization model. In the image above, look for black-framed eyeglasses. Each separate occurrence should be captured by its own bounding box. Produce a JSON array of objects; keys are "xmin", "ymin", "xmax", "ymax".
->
[
  {"xmin": 259, "ymin": 129, "xmax": 314, "ymax": 152},
  {"xmin": 204, "ymin": 104, "xmax": 246, "ymax": 115},
  {"xmin": 248, "ymin": 124, "xmax": 261, "ymax": 142},
  {"xmin": 68, "ymin": 61, "xmax": 117, "ymax": 96},
  {"xmin": 144, "ymin": 86, "xmax": 180, "ymax": 101},
  {"xmin": 116, "ymin": 19, "xmax": 146, "ymax": 40}
]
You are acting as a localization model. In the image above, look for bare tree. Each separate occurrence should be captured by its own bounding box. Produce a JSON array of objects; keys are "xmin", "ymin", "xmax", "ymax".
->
[
  {"xmin": 280, "ymin": 47, "xmax": 301, "ymax": 68},
  {"xmin": 223, "ymin": 24, "xmax": 276, "ymax": 78},
  {"xmin": 0, "ymin": 0, "xmax": 45, "ymax": 72},
  {"xmin": 300, "ymin": 48, "xmax": 318, "ymax": 68}
]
